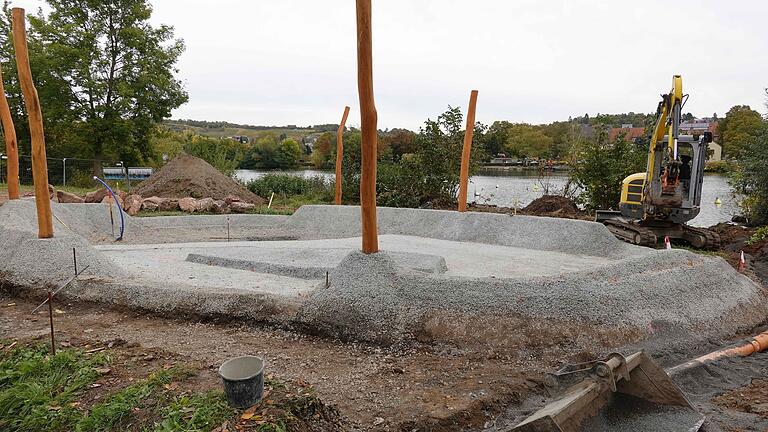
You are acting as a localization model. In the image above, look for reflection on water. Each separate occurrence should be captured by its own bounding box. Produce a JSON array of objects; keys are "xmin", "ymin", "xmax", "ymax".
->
[{"xmin": 235, "ymin": 169, "xmax": 738, "ymax": 227}]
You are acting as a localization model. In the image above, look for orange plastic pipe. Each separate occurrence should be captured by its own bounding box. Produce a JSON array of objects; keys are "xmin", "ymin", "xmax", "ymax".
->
[
  {"xmin": 667, "ymin": 330, "xmax": 768, "ymax": 375},
  {"xmin": 458, "ymin": 90, "xmax": 478, "ymax": 212},
  {"xmin": 335, "ymin": 106, "xmax": 350, "ymax": 205}
]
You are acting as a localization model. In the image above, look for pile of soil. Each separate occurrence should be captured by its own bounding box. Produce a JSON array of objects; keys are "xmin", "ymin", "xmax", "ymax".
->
[
  {"xmin": 710, "ymin": 222, "xmax": 768, "ymax": 285},
  {"xmin": 520, "ymin": 195, "xmax": 589, "ymax": 220},
  {"xmin": 133, "ymin": 154, "xmax": 264, "ymax": 204}
]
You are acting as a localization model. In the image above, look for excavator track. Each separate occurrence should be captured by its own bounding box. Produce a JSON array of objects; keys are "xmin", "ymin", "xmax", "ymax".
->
[
  {"xmin": 682, "ymin": 225, "xmax": 721, "ymax": 250},
  {"xmin": 603, "ymin": 219, "xmax": 658, "ymax": 247}
]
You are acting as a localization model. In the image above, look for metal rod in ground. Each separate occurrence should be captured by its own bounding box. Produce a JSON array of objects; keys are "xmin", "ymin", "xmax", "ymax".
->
[
  {"xmin": 47, "ymin": 291, "xmax": 55, "ymax": 355},
  {"xmin": 72, "ymin": 247, "xmax": 77, "ymax": 276},
  {"xmin": 108, "ymin": 197, "xmax": 115, "ymax": 237},
  {"xmin": 326, "ymin": 271, "xmax": 330, "ymax": 288},
  {"xmin": 227, "ymin": 217, "xmax": 230, "ymax": 242}
]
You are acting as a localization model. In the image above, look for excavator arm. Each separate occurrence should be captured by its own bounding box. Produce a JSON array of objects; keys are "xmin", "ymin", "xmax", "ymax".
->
[{"xmin": 644, "ymin": 74, "xmax": 683, "ymax": 202}]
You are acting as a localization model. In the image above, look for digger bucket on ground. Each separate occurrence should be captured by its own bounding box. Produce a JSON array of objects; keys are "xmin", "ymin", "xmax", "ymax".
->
[{"xmin": 512, "ymin": 351, "xmax": 704, "ymax": 432}]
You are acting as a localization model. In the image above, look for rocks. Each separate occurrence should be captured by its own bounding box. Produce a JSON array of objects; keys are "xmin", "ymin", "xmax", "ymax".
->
[
  {"xmin": 48, "ymin": 184, "xmax": 55, "ymax": 200},
  {"xmin": 56, "ymin": 190, "xmax": 85, "ymax": 204},
  {"xmin": 124, "ymin": 195, "xmax": 143, "ymax": 216},
  {"xmin": 141, "ymin": 196, "xmax": 163, "ymax": 211},
  {"xmin": 212, "ymin": 200, "xmax": 228, "ymax": 214},
  {"xmin": 101, "ymin": 194, "xmax": 124, "ymax": 208},
  {"xmin": 196, "ymin": 197, "xmax": 215, "ymax": 213},
  {"xmin": 229, "ymin": 201, "xmax": 256, "ymax": 213},
  {"xmin": 85, "ymin": 188, "xmax": 110, "ymax": 203},
  {"xmin": 224, "ymin": 194, "xmax": 242, "ymax": 205},
  {"xmin": 158, "ymin": 198, "xmax": 179, "ymax": 212},
  {"xmin": 178, "ymin": 197, "xmax": 198, "ymax": 213}
]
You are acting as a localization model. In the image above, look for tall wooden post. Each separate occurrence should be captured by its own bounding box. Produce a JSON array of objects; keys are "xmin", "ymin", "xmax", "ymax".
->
[
  {"xmin": 356, "ymin": 0, "xmax": 378, "ymax": 253},
  {"xmin": 335, "ymin": 105, "xmax": 350, "ymax": 205},
  {"xmin": 12, "ymin": 8, "xmax": 53, "ymax": 238},
  {"xmin": 457, "ymin": 90, "xmax": 478, "ymax": 212},
  {"xmin": 0, "ymin": 66, "xmax": 19, "ymax": 200}
]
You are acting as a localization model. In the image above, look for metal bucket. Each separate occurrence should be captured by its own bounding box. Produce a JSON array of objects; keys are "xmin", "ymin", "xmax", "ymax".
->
[{"xmin": 218, "ymin": 355, "xmax": 265, "ymax": 408}]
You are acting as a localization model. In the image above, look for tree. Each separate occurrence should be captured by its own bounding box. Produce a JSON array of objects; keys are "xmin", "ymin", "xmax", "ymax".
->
[
  {"xmin": 310, "ymin": 132, "xmax": 333, "ymax": 168},
  {"xmin": 569, "ymin": 126, "xmax": 647, "ymax": 210},
  {"xmin": 504, "ymin": 123, "xmax": 553, "ymax": 158},
  {"xmin": 275, "ymin": 138, "xmax": 301, "ymax": 169},
  {"xmin": 718, "ymin": 105, "xmax": 764, "ymax": 159},
  {"xmin": 0, "ymin": 0, "xmax": 188, "ymax": 170}
]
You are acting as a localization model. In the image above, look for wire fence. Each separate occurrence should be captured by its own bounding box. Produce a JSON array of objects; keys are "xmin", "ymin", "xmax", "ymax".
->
[{"xmin": 0, "ymin": 155, "xmax": 130, "ymax": 189}]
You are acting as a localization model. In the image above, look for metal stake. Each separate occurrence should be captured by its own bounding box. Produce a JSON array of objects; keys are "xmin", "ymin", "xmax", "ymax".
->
[
  {"xmin": 227, "ymin": 217, "xmax": 230, "ymax": 242},
  {"xmin": 72, "ymin": 247, "xmax": 77, "ymax": 276},
  {"xmin": 47, "ymin": 291, "xmax": 55, "ymax": 355},
  {"xmin": 326, "ymin": 271, "xmax": 330, "ymax": 288}
]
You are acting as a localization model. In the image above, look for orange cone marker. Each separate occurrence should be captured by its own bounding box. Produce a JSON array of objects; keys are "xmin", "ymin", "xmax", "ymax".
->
[
  {"xmin": 664, "ymin": 235, "xmax": 672, "ymax": 250},
  {"xmin": 738, "ymin": 251, "xmax": 746, "ymax": 272}
]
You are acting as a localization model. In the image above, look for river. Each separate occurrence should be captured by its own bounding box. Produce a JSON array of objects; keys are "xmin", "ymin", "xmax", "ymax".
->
[{"xmin": 235, "ymin": 169, "xmax": 738, "ymax": 228}]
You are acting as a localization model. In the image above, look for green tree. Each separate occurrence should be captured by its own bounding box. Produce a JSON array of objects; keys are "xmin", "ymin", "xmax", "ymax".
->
[
  {"xmin": 275, "ymin": 138, "xmax": 301, "ymax": 169},
  {"xmin": 504, "ymin": 123, "xmax": 553, "ymax": 158},
  {"xmin": 0, "ymin": 0, "xmax": 187, "ymax": 171},
  {"xmin": 718, "ymin": 105, "xmax": 764, "ymax": 159},
  {"xmin": 569, "ymin": 126, "xmax": 647, "ymax": 210}
]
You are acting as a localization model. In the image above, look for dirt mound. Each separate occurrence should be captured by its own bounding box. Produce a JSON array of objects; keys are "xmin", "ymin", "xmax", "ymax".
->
[
  {"xmin": 133, "ymin": 154, "xmax": 263, "ymax": 204},
  {"xmin": 520, "ymin": 195, "xmax": 588, "ymax": 220}
]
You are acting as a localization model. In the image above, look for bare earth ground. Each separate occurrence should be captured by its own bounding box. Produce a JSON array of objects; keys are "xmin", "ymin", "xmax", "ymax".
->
[{"xmin": 0, "ymin": 295, "xmax": 542, "ymax": 431}]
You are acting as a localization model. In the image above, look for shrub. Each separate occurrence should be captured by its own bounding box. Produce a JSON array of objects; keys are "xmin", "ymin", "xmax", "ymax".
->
[
  {"xmin": 247, "ymin": 174, "xmax": 333, "ymax": 199},
  {"xmin": 569, "ymin": 127, "xmax": 647, "ymax": 210}
]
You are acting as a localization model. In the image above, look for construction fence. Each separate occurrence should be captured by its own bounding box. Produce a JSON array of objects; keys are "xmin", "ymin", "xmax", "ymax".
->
[{"xmin": 0, "ymin": 155, "xmax": 149, "ymax": 189}]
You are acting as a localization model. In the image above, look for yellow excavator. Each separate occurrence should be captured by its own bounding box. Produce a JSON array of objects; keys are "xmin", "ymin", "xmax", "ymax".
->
[{"xmin": 597, "ymin": 75, "xmax": 720, "ymax": 249}]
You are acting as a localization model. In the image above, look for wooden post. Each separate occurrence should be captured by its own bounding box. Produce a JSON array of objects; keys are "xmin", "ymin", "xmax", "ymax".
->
[
  {"xmin": 457, "ymin": 90, "xmax": 478, "ymax": 212},
  {"xmin": 12, "ymin": 8, "xmax": 53, "ymax": 238},
  {"xmin": 0, "ymin": 66, "xmax": 19, "ymax": 200},
  {"xmin": 335, "ymin": 106, "xmax": 350, "ymax": 205},
  {"xmin": 356, "ymin": 0, "xmax": 378, "ymax": 253}
]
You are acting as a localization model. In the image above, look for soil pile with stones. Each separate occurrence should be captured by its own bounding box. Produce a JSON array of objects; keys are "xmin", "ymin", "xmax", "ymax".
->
[{"xmin": 133, "ymin": 154, "xmax": 263, "ymax": 204}]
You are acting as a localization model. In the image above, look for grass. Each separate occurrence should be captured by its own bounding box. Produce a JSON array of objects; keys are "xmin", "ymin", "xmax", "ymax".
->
[{"xmin": 0, "ymin": 341, "xmax": 234, "ymax": 432}]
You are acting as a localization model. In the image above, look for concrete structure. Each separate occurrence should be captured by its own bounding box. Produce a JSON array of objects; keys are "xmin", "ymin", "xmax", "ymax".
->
[{"xmin": 0, "ymin": 200, "xmax": 765, "ymax": 355}]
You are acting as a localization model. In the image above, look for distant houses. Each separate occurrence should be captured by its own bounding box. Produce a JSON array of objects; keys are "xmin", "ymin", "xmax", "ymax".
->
[{"xmin": 606, "ymin": 120, "xmax": 722, "ymax": 162}]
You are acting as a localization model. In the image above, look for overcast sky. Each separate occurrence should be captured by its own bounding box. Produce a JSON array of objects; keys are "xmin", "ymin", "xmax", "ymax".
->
[{"xmin": 13, "ymin": 0, "xmax": 768, "ymax": 129}]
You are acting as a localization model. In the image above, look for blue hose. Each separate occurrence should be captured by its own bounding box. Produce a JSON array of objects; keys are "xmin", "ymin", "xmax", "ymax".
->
[{"xmin": 92, "ymin": 176, "xmax": 125, "ymax": 241}]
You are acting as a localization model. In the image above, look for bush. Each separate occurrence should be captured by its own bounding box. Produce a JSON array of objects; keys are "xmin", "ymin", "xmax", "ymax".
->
[
  {"xmin": 247, "ymin": 174, "xmax": 333, "ymax": 199},
  {"xmin": 569, "ymin": 127, "xmax": 647, "ymax": 210},
  {"xmin": 704, "ymin": 160, "xmax": 733, "ymax": 173},
  {"xmin": 730, "ymin": 123, "xmax": 768, "ymax": 225}
]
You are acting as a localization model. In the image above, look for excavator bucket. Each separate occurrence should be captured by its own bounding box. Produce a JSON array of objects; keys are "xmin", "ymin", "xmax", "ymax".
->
[{"xmin": 512, "ymin": 352, "xmax": 704, "ymax": 432}]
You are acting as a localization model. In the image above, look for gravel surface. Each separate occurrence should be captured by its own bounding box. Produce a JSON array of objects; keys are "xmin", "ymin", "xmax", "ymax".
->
[{"xmin": 2, "ymin": 200, "xmax": 766, "ymax": 356}]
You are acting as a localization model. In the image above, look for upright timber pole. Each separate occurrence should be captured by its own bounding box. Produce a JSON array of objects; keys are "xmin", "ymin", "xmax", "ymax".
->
[
  {"xmin": 12, "ymin": 8, "xmax": 53, "ymax": 238},
  {"xmin": 356, "ymin": 0, "xmax": 378, "ymax": 253},
  {"xmin": 457, "ymin": 90, "xmax": 478, "ymax": 212},
  {"xmin": 335, "ymin": 105, "xmax": 350, "ymax": 205},
  {"xmin": 0, "ymin": 66, "xmax": 19, "ymax": 200}
]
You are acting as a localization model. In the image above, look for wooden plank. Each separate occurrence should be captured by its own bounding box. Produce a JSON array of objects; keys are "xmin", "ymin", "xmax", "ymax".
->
[
  {"xmin": 11, "ymin": 8, "xmax": 53, "ymax": 238},
  {"xmin": 335, "ymin": 106, "xmax": 350, "ymax": 205},
  {"xmin": 458, "ymin": 90, "xmax": 478, "ymax": 212},
  {"xmin": 355, "ymin": 0, "xmax": 378, "ymax": 253},
  {"xmin": 0, "ymin": 66, "xmax": 19, "ymax": 200}
]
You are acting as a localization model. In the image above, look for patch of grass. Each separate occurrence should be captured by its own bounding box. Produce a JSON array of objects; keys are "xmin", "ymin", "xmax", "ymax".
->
[
  {"xmin": 0, "ymin": 341, "xmax": 233, "ymax": 432},
  {"xmin": 0, "ymin": 341, "xmax": 110, "ymax": 432},
  {"xmin": 153, "ymin": 391, "xmax": 235, "ymax": 432},
  {"xmin": 75, "ymin": 367, "xmax": 186, "ymax": 431}
]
